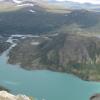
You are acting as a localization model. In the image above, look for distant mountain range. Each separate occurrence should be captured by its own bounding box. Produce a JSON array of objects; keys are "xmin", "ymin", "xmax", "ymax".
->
[
  {"xmin": 0, "ymin": 0, "xmax": 100, "ymax": 11},
  {"xmin": 48, "ymin": 0, "xmax": 100, "ymax": 11},
  {"xmin": 0, "ymin": 0, "xmax": 100, "ymax": 81}
]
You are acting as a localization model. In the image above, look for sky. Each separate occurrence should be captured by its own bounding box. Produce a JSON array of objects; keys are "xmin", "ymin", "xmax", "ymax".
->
[{"xmin": 56, "ymin": 0, "xmax": 100, "ymax": 4}]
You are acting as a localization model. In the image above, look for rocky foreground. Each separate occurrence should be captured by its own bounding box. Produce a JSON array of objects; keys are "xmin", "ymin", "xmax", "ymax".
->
[{"xmin": 0, "ymin": 91, "xmax": 31, "ymax": 100}]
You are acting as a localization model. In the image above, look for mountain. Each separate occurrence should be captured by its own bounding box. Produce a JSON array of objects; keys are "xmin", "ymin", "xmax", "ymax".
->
[
  {"xmin": 0, "ymin": 0, "xmax": 100, "ymax": 81},
  {"xmin": 65, "ymin": 2, "xmax": 100, "ymax": 10},
  {"xmin": 0, "ymin": 5, "xmax": 99, "ymax": 36},
  {"xmin": 8, "ymin": 31, "xmax": 100, "ymax": 81},
  {"xmin": 48, "ymin": 0, "xmax": 100, "ymax": 11},
  {"xmin": 0, "ymin": 0, "xmax": 100, "ymax": 10},
  {"xmin": 2, "ymin": 5, "xmax": 99, "ymax": 81},
  {"xmin": 0, "ymin": 0, "xmax": 70, "ymax": 13},
  {"xmin": 0, "ymin": 6, "xmax": 71, "ymax": 35},
  {"xmin": 0, "ymin": 0, "xmax": 99, "ymax": 14}
]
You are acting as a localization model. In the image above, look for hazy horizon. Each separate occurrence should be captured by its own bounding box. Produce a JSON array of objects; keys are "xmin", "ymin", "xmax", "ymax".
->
[{"xmin": 52, "ymin": 0, "xmax": 100, "ymax": 4}]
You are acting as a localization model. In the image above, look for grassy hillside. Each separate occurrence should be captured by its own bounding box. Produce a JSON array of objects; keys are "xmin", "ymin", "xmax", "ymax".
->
[
  {"xmin": 0, "ymin": 6, "xmax": 100, "ymax": 36},
  {"xmin": 0, "ymin": 4, "xmax": 100, "ymax": 81}
]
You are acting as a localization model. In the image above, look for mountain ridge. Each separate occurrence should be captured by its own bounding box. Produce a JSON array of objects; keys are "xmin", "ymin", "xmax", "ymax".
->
[
  {"xmin": 0, "ymin": 0, "xmax": 100, "ymax": 81},
  {"xmin": 0, "ymin": 0, "xmax": 100, "ymax": 12}
]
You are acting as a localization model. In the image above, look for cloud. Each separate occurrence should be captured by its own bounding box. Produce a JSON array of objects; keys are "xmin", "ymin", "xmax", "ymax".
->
[{"xmin": 56, "ymin": 0, "xmax": 100, "ymax": 4}]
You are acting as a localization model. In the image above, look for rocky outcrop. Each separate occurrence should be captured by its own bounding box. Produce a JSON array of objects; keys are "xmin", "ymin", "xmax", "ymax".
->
[
  {"xmin": 0, "ymin": 91, "xmax": 31, "ymax": 100},
  {"xmin": 0, "ymin": 86, "xmax": 9, "ymax": 92},
  {"xmin": 90, "ymin": 94, "xmax": 100, "ymax": 100}
]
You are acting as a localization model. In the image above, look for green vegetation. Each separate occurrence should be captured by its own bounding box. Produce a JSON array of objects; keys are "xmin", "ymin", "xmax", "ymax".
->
[
  {"xmin": 0, "ymin": 6, "xmax": 100, "ymax": 36},
  {"xmin": 7, "ymin": 33, "xmax": 100, "ymax": 81},
  {"xmin": 0, "ymin": 4, "xmax": 100, "ymax": 81}
]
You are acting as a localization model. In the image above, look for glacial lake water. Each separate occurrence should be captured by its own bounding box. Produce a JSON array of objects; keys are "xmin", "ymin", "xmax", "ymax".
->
[{"xmin": 1, "ymin": 40, "xmax": 100, "ymax": 100}]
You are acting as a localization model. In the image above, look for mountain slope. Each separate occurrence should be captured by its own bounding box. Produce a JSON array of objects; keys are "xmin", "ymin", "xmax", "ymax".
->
[
  {"xmin": 7, "ymin": 32, "xmax": 100, "ymax": 81},
  {"xmin": 0, "ymin": 1, "xmax": 100, "ymax": 81},
  {"xmin": 0, "ymin": 6, "xmax": 99, "ymax": 36}
]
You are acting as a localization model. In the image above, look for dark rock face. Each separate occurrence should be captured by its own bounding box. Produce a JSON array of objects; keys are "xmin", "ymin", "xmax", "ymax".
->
[
  {"xmin": 0, "ymin": 86, "xmax": 9, "ymax": 92},
  {"xmin": 90, "ymin": 94, "xmax": 100, "ymax": 100}
]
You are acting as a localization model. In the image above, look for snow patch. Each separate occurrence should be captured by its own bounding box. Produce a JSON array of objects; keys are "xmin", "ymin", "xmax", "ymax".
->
[
  {"xmin": 29, "ymin": 9, "xmax": 36, "ymax": 13},
  {"xmin": 17, "ymin": 3, "xmax": 34, "ymax": 7},
  {"xmin": 31, "ymin": 42, "xmax": 40, "ymax": 45},
  {"xmin": 12, "ymin": 0, "xmax": 22, "ymax": 4}
]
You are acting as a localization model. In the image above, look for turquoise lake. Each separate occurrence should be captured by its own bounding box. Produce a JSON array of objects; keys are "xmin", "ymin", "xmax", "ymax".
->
[{"xmin": 0, "ymin": 44, "xmax": 100, "ymax": 100}]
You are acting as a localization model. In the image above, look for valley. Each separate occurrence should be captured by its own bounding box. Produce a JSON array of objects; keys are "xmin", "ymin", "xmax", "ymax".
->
[
  {"xmin": 0, "ymin": 4, "xmax": 99, "ymax": 81},
  {"xmin": 5, "ymin": 32, "xmax": 100, "ymax": 81},
  {"xmin": 0, "ymin": 0, "xmax": 100, "ymax": 100}
]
